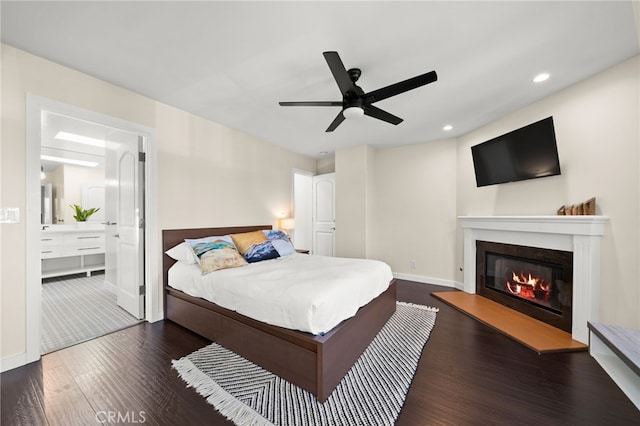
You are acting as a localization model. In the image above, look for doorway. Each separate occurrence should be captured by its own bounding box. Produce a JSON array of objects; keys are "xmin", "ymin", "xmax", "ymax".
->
[
  {"xmin": 293, "ymin": 171, "xmax": 313, "ymax": 252},
  {"xmin": 26, "ymin": 96, "xmax": 158, "ymax": 363},
  {"xmin": 39, "ymin": 112, "xmax": 145, "ymax": 353}
]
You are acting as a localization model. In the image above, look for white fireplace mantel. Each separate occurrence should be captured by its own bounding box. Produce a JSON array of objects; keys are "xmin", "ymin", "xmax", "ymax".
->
[{"xmin": 459, "ymin": 215, "xmax": 609, "ymax": 344}]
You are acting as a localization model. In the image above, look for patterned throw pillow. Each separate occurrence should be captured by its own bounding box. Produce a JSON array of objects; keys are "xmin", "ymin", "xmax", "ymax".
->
[
  {"xmin": 263, "ymin": 230, "xmax": 295, "ymax": 256},
  {"xmin": 185, "ymin": 236, "xmax": 247, "ymax": 274},
  {"xmin": 230, "ymin": 230, "xmax": 280, "ymax": 263}
]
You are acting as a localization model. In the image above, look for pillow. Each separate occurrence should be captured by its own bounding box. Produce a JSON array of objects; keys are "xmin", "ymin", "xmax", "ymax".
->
[
  {"xmin": 230, "ymin": 230, "xmax": 267, "ymax": 254},
  {"xmin": 165, "ymin": 242, "xmax": 198, "ymax": 264},
  {"xmin": 185, "ymin": 236, "xmax": 247, "ymax": 274},
  {"xmin": 263, "ymin": 230, "xmax": 295, "ymax": 257},
  {"xmin": 230, "ymin": 230, "xmax": 280, "ymax": 263}
]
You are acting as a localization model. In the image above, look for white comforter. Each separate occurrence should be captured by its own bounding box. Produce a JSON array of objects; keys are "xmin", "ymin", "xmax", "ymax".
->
[{"xmin": 168, "ymin": 253, "xmax": 393, "ymax": 335}]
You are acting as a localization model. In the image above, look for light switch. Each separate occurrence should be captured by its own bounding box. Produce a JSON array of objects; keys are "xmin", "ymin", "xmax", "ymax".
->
[{"xmin": 0, "ymin": 207, "xmax": 20, "ymax": 223}]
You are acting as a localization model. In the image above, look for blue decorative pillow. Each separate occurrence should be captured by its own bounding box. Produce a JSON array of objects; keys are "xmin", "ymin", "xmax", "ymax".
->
[
  {"xmin": 263, "ymin": 230, "xmax": 295, "ymax": 256},
  {"xmin": 243, "ymin": 240, "xmax": 280, "ymax": 263}
]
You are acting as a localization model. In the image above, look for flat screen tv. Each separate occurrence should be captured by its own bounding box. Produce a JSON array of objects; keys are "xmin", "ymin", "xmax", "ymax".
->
[{"xmin": 471, "ymin": 116, "xmax": 561, "ymax": 187}]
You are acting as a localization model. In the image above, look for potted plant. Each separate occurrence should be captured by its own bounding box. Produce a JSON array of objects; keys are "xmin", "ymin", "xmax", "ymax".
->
[{"xmin": 69, "ymin": 204, "xmax": 100, "ymax": 223}]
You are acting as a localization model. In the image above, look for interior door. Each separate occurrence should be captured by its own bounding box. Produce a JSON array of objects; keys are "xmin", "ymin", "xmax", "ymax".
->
[
  {"xmin": 110, "ymin": 132, "xmax": 144, "ymax": 319},
  {"xmin": 312, "ymin": 173, "xmax": 335, "ymax": 256}
]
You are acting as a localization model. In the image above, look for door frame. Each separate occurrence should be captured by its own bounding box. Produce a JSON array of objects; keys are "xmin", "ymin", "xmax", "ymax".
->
[
  {"xmin": 292, "ymin": 169, "xmax": 313, "ymax": 252},
  {"xmin": 25, "ymin": 95, "xmax": 159, "ymax": 364}
]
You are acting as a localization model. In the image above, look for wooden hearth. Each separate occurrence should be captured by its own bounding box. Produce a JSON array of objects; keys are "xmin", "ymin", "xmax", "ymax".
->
[{"xmin": 431, "ymin": 291, "xmax": 587, "ymax": 353}]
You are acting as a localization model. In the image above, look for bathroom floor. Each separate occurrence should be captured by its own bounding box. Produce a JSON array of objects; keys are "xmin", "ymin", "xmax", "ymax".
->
[{"xmin": 41, "ymin": 272, "xmax": 142, "ymax": 354}]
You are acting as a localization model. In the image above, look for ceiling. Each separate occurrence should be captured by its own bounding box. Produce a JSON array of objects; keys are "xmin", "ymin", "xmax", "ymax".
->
[{"xmin": 2, "ymin": 1, "xmax": 638, "ymax": 159}]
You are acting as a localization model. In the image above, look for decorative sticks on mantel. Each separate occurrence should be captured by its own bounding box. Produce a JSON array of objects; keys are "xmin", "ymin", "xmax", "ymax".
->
[{"xmin": 557, "ymin": 197, "xmax": 596, "ymax": 215}]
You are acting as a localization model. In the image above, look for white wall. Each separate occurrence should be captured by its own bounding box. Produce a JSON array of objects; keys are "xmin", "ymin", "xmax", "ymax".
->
[
  {"xmin": 456, "ymin": 55, "xmax": 639, "ymax": 329},
  {"xmin": 1, "ymin": 44, "xmax": 316, "ymax": 364},
  {"xmin": 155, "ymin": 102, "xmax": 314, "ymax": 230},
  {"xmin": 316, "ymin": 156, "xmax": 335, "ymax": 175},
  {"xmin": 61, "ymin": 165, "xmax": 105, "ymax": 224},
  {"xmin": 369, "ymin": 139, "xmax": 458, "ymax": 285},
  {"xmin": 335, "ymin": 145, "xmax": 373, "ymax": 258}
]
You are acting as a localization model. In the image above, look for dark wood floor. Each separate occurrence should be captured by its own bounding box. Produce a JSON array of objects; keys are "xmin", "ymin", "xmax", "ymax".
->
[{"xmin": 2, "ymin": 281, "xmax": 638, "ymax": 425}]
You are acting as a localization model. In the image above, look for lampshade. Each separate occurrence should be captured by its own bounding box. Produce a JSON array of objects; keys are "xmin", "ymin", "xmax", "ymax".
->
[
  {"xmin": 40, "ymin": 166, "xmax": 46, "ymax": 180},
  {"xmin": 280, "ymin": 218, "xmax": 295, "ymax": 230},
  {"xmin": 343, "ymin": 106, "xmax": 364, "ymax": 119}
]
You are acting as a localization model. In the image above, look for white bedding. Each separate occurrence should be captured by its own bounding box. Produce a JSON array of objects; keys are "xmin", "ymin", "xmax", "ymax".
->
[{"xmin": 168, "ymin": 253, "xmax": 393, "ymax": 335}]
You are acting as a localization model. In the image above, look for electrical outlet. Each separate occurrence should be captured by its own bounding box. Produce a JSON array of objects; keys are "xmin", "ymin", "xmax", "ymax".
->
[{"xmin": 410, "ymin": 259, "xmax": 416, "ymax": 269}]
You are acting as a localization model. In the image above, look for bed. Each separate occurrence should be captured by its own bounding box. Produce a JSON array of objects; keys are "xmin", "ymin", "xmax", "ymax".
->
[{"xmin": 163, "ymin": 225, "xmax": 397, "ymax": 402}]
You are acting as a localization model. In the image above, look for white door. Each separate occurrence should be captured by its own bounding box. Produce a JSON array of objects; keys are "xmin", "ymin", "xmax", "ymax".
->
[
  {"xmin": 110, "ymin": 133, "xmax": 144, "ymax": 319},
  {"xmin": 312, "ymin": 173, "xmax": 335, "ymax": 256}
]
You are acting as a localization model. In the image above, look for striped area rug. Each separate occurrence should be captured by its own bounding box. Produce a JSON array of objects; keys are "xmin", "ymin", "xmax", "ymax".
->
[
  {"xmin": 172, "ymin": 302, "xmax": 438, "ymax": 426},
  {"xmin": 41, "ymin": 273, "xmax": 142, "ymax": 354}
]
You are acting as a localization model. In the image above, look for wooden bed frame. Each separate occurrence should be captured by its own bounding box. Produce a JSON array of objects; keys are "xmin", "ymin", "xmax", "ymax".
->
[{"xmin": 162, "ymin": 225, "xmax": 397, "ymax": 402}]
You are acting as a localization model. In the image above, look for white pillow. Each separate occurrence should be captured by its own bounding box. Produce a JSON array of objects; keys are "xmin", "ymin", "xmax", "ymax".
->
[{"xmin": 165, "ymin": 242, "xmax": 198, "ymax": 264}]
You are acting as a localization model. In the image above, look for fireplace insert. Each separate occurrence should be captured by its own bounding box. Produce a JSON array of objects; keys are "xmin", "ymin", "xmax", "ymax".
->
[{"xmin": 476, "ymin": 241, "xmax": 573, "ymax": 332}]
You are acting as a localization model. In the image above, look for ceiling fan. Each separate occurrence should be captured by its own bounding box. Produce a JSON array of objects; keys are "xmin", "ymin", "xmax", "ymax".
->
[{"xmin": 279, "ymin": 51, "xmax": 438, "ymax": 132}]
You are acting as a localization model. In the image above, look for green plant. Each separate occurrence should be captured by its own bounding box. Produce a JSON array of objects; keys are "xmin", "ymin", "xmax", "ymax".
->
[{"xmin": 69, "ymin": 204, "xmax": 100, "ymax": 222}]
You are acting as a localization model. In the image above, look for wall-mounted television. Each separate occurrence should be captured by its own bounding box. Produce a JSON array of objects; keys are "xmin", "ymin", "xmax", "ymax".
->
[{"xmin": 471, "ymin": 116, "xmax": 561, "ymax": 187}]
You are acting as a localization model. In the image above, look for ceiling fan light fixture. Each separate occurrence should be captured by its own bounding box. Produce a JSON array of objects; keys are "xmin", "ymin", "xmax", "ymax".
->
[{"xmin": 343, "ymin": 106, "xmax": 364, "ymax": 119}]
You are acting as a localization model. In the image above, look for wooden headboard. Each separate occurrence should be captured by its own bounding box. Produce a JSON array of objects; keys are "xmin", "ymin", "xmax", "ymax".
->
[{"xmin": 162, "ymin": 225, "xmax": 272, "ymax": 317}]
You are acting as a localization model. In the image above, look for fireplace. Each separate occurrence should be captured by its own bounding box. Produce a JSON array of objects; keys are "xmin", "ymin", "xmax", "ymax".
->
[
  {"xmin": 476, "ymin": 241, "xmax": 573, "ymax": 332},
  {"xmin": 459, "ymin": 215, "xmax": 608, "ymax": 344}
]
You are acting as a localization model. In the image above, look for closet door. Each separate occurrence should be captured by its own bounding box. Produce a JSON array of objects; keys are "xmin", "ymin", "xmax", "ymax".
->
[{"xmin": 312, "ymin": 173, "xmax": 335, "ymax": 256}]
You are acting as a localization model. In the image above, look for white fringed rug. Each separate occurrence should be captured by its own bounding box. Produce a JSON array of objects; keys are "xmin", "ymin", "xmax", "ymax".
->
[{"xmin": 172, "ymin": 302, "xmax": 438, "ymax": 426}]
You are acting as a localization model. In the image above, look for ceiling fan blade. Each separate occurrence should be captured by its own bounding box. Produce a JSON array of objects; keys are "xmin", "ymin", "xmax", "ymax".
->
[
  {"xmin": 326, "ymin": 111, "xmax": 345, "ymax": 132},
  {"xmin": 323, "ymin": 51, "xmax": 357, "ymax": 95},
  {"xmin": 363, "ymin": 70, "xmax": 437, "ymax": 104},
  {"xmin": 363, "ymin": 105, "xmax": 403, "ymax": 125},
  {"xmin": 279, "ymin": 101, "xmax": 343, "ymax": 107}
]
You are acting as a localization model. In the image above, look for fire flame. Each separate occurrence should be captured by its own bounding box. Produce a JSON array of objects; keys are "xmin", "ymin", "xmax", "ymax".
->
[
  {"xmin": 512, "ymin": 271, "xmax": 537, "ymax": 285},
  {"xmin": 506, "ymin": 271, "xmax": 551, "ymax": 300}
]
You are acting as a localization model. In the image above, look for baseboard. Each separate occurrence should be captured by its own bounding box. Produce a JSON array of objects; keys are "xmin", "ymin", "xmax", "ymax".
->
[
  {"xmin": 148, "ymin": 309, "xmax": 164, "ymax": 323},
  {"xmin": 1, "ymin": 352, "xmax": 28, "ymax": 373},
  {"xmin": 392, "ymin": 272, "xmax": 462, "ymax": 289}
]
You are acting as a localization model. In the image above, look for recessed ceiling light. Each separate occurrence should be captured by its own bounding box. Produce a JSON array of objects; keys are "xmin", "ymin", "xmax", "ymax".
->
[
  {"xmin": 54, "ymin": 131, "xmax": 105, "ymax": 147},
  {"xmin": 443, "ymin": 124, "xmax": 453, "ymax": 131},
  {"xmin": 40, "ymin": 155, "xmax": 98, "ymax": 167},
  {"xmin": 533, "ymin": 73, "xmax": 550, "ymax": 83}
]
